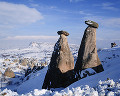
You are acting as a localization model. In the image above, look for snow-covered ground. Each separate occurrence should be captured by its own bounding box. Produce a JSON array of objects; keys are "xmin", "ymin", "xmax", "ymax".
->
[{"xmin": 0, "ymin": 42, "xmax": 120, "ymax": 96}]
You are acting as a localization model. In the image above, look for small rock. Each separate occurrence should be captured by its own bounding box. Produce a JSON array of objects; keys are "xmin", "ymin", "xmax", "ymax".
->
[
  {"xmin": 21, "ymin": 58, "xmax": 28, "ymax": 66},
  {"xmin": 4, "ymin": 67, "xmax": 15, "ymax": 78},
  {"xmin": 4, "ymin": 59, "xmax": 10, "ymax": 61},
  {"xmin": 85, "ymin": 20, "xmax": 99, "ymax": 28},
  {"xmin": 1, "ymin": 92, "xmax": 7, "ymax": 96},
  {"xmin": 0, "ymin": 71, "xmax": 2, "ymax": 76}
]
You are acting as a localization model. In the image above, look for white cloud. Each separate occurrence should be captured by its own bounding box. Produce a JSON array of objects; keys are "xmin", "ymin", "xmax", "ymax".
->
[
  {"xmin": 5, "ymin": 36, "xmax": 58, "ymax": 40},
  {"xmin": 94, "ymin": 2, "xmax": 118, "ymax": 11},
  {"xmin": 0, "ymin": 2, "xmax": 43, "ymax": 28},
  {"xmin": 102, "ymin": 2, "xmax": 118, "ymax": 11},
  {"xmin": 79, "ymin": 11, "xmax": 92, "ymax": 16},
  {"xmin": 100, "ymin": 18, "xmax": 120, "ymax": 27}
]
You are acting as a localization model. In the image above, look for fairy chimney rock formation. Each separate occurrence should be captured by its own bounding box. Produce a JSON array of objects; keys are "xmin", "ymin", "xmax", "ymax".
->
[
  {"xmin": 57, "ymin": 30, "xmax": 74, "ymax": 73},
  {"xmin": 4, "ymin": 67, "xmax": 15, "ymax": 78},
  {"xmin": 42, "ymin": 30, "xmax": 74, "ymax": 89},
  {"xmin": 75, "ymin": 20, "xmax": 104, "ymax": 74},
  {"xmin": 49, "ymin": 30, "xmax": 74, "ymax": 73}
]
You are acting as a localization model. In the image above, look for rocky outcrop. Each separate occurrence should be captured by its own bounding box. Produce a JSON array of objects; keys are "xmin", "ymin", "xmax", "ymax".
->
[
  {"xmin": 25, "ymin": 66, "xmax": 44, "ymax": 77},
  {"xmin": 111, "ymin": 42, "xmax": 116, "ymax": 48},
  {"xmin": 4, "ymin": 67, "xmax": 15, "ymax": 78},
  {"xmin": 13, "ymin": 59, "xmax": 19, "ymax": 63},
  {"xmin": 28, "ymin": 60, "xmax": 35, "ymax": 69},
  {"xmin": 0, "ymin": 71, "xmax": 2, "ymax": 76},
  {"xmin": 80, "ymin": 68, "xmax": 96, "ymax": 78},
  {"xmin": 75, "ymin": 20, "xmax": 104, "ymax": 79},
  {"xmin": 21, "ymin": 58, "xmax": 28, "ymax": 66},
  {"xmin": 42, "ymin": 31, "xmax": 74, "ymax": 89},
  {"xmin": 25, "ymin": 67, "xmax": 32, "ymax": 77}
]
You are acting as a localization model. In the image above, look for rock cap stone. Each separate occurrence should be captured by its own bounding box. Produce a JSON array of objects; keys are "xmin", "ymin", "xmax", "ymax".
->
[
  {"xmin": 85, "ymin": 20, "xmax": 99, "ymax": 28},
  {"xmin": 57, "ymin": 30, "xmax": 69, "ymax": 36}
]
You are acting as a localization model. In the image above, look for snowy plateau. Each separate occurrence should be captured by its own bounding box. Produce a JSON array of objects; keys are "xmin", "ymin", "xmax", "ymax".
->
[{"xmin": 0, "ymin": 42, "xmax": 120, "ymax": 96}]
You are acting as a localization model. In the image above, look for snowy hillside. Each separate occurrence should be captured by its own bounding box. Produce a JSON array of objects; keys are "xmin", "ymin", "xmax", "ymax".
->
[
  {"xmin": 0, "ymin": 42, "xmax": 79, "ymax": 93},
  {"xmin": 0, "ymin": 42, "xmax": 54, "ymax": 63},
  {"xmin": 0, "ymin": 43, "xmax": 120, "ymax": 96}
]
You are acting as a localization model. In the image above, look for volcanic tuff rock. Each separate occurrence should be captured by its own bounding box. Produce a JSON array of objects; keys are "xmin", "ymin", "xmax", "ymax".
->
[
  {"xmin": 42, "ymin": 30, "xmax": 74, "ymax": 89},
  {"xmin": 75, "ymin": 20, "xmax": 104, "ymax": 78},
  {"xmin": 4, "ymin": 67, "xmax": 15, "ymax": 78},
  {"xmin": 21, "ymin": 58, "xmax": 28, "ymax": 66},
  {"xmin": 52, "ymin": 30, "xmax": 74, "ymax": 73},
  {"xmin": 0, "ymin": 71, "xmax": 2, "ymax": 76}
]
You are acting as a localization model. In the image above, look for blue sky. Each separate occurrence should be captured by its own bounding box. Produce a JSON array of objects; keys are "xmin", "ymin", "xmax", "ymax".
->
[{"xmin": 0, "ymin": 0, "xmax": 120, "ymax": 49}]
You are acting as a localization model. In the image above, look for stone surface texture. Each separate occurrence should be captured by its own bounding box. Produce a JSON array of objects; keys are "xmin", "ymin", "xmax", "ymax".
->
[
  {"xmin": 57, "ymin": 30, "xmax": 69, "ymax": 36},
  {"xmin": 4, "ymin": 67, "xmax": 15, "ymax": 78},
  {"xmin": 21, "ymin": 58, "xmax": 28, "ymax": 66},
  {"xmin": 85, "ymin": 20, "xmax": 99, "ymax": 28},
  {"xmin": 55, "ymin": 34, "xmax": 74, "ymax": 73},
  {"xmin": 75, "ymin": 21, "xmax": 104, "ymax": 74},
  {"xmin": 42, "ymin": 31, "xmax": 74, "ymax": 89},
  {"xmin": 0, "ymin": 71, "xmax": 2, "ymax": 76}
]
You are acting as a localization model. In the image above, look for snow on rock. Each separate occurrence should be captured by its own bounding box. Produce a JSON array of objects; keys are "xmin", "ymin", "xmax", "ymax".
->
[
  {"xmin": 80, "ymin": 68, "xmax": 96, "ymax": 78},
  {"xmin": 33, "ymin": 89, "xmax": 51, "ymax": 96},
  {"xmin": 97, "ymin": 79, "xmax": 120, "ymax": 96},
  {"xmin": 0, "ymin": 42, "xmax": 55, "ymax": 62},
  {"xmin": 1, "ymin": 79, "xmax": 120, "ymax": 96},
  {"xmin": 0, "ymin": 88, "xmax": 18, "ymax": 96},
  {"xmin": 29, "ymin": 42, "xmax": 40, "ymax": 48},
  {"xmin": 66, "ymin": 46, "xmax": 120, "ymax": 90}
]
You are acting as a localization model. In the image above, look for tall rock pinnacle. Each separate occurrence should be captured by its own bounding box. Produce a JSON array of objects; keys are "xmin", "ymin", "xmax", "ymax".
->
[
  {"xmin": 75, "ymin": 20, "xmax": 104, "ymax": 78},
  {"xmin": 49, "ymin": 30, "xmax": 74, "ymax": 73},
  {"xmin": 42, "ymin": 30, "xmax": 74, "ymax": 89}
]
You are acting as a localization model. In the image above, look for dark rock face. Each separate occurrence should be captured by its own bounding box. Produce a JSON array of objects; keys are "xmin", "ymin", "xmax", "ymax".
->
[
  {"xmin": 42, "ymin": 31, "xmax": 74, "ymax": 89},
  {"xmin": 111, "ymin": 42, "xmax": 116, "ymax": 48},
  {"xmin": 25, "ymin": 67, "xmax": 32, "ymax": 77},
  {"xmin": 25, "ymin": 66, "xmax": 44, "ymax": 77},
  {"xmin": 75, "ymin": 21, "xmax": 104, "ymax": 79}
]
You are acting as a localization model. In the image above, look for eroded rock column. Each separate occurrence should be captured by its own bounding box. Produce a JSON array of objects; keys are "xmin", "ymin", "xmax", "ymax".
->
[
  {"xmin": 42, "ymin": 31, "xmax": 74, "ymax": 89},
  {"xmin": 75, "ymin": 20, "xmax": 104, "ymax": 78}
]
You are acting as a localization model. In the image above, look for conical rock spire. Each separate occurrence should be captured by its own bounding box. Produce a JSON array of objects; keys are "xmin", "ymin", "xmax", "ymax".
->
[
  {"xmin": 75, "ymin": 20, "xmax": 104, "ymax": 76},
  {"xmin": 42, "ymin": 30, "xmax": 74, "ymax": 89}
]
